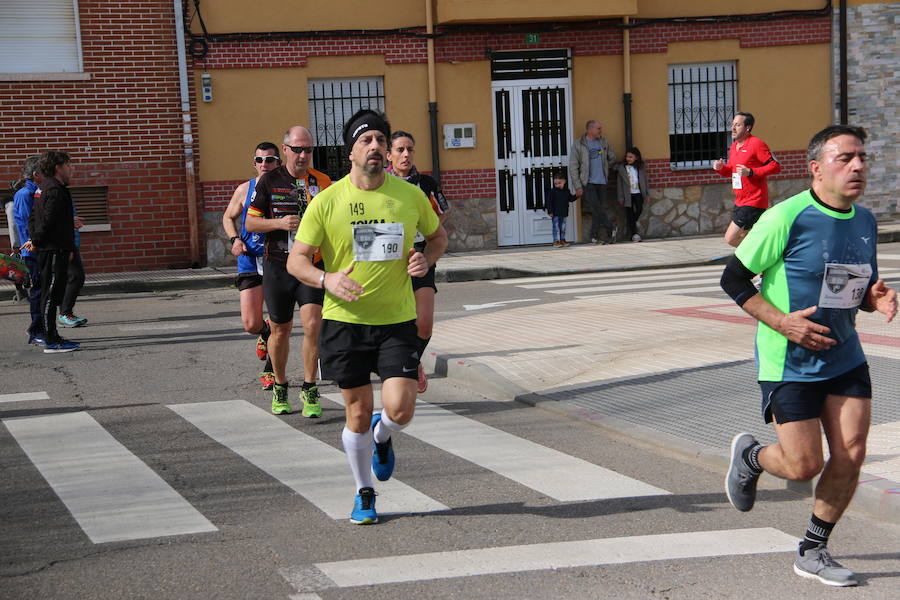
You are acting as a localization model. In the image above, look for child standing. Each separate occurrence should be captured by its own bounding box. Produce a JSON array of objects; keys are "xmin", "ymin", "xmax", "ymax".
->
[
  {"xmin": 546, "ymin": 173, "xmax": 575, "ymax": 247},
  {"xmin": 615, "ymin": 147, "xmax": 649, "ymax": 242}
]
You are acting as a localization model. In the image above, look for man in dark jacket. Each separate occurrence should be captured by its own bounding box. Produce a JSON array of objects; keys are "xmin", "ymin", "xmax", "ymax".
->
[{"xmin": 29, "ymin": 151, "xmax": 80, "ymax": 353}]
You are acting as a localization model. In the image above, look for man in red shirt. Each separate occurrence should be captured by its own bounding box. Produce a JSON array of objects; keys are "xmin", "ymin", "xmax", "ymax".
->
[{"xmin": 713, "ymin": 112, "xmax": 782, "ymax": 247}]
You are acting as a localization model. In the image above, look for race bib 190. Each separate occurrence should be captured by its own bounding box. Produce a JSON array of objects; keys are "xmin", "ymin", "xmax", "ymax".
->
[
  {"xmin": 352, "ymin": 222, "xmax": 404, "ymax": 262},
  {"xmin": 818, "ymin": 263, "xmax": 872, "ymax": 309}
]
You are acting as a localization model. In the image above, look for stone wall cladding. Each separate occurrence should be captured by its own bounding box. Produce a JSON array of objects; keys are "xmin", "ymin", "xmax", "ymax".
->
[
  {"xmin": 835, "ymin": 3, "xmax": 900, "ymax": 218},
  {"xmin": 0, "ymin": 1, "xmax": 199, "ymax": 272}
]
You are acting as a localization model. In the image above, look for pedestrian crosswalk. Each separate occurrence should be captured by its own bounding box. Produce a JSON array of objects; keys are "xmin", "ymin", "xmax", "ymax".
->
[
  {"xmin": 1, "ymin": 392, "xmax": 797, "ymax": 592},
  {"xmin": 493, "ymin": 265, "xmax": 900, "ymax": 298}
]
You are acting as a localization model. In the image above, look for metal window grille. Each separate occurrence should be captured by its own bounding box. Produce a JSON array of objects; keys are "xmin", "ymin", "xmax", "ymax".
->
[
  {"xmin": 668, "ymin": 61, "xmax": 737, "ymax": 169},
  {"xmin": 308, "ymin": 77, "xmax": 385, "ymax": 181}
]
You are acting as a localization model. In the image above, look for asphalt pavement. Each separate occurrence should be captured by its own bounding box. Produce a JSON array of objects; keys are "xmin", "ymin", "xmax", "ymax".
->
[{"xmin": 3, "ymin": 224, "xmax": 899, "ymax": 525}]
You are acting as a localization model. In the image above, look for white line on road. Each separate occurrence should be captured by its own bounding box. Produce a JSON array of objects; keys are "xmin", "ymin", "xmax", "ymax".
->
[
  {"xmin": 326, "ymin": 394, "xmax": 669, "ymax": 501},
  {"xmin": 169, "ymin": 400, "xmax": 448, "ymax": 519},
  {"xmin": 515, "ymin": 270, "xmax": 721, "ymax": 289},
  {"xmin": 576, "ymin": 284, "xmax": 727, "ymax": 299},
  {"xmin": 0, "ymin": 391, "xmax": 50, "ymax": 403},
  {"xmin": 493, "ymin": 264, "xmax": 727, "ymax": 285},
  {"xmin": 463, "ymin": 298, "xmax": 541, "ymax": 311},
  {"xmin": 295, "ymin": 528, "xmax": 797, "ymax": 589},
  {"xmin": 2, "ymin": 412, "xmax": 218, "ymax": 543},
  {"xmin": 118, "ymin": 323, "xmax": 192, "ymax": 331}
]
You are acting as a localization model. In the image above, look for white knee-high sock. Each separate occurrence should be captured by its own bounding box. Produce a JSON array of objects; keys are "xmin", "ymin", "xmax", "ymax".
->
[
  {"xmin": 341, "ymin": 426, "xmax": 374, "ymax": 491},
  {"xmin": 374, "ymin": 409, "xmax": 407, "ymax": 444}
]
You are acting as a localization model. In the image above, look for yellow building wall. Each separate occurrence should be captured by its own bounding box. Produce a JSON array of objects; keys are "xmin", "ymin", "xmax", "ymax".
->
[
  {"xmin": 629, "ymin": 39, "xmax": 830, "ymax": 160},
  {"xmin": 434, "ymin": 61, "xmax": 493, "ymax": 171},
  {"xmin": 436, "ymin": 0, "xmax": 636, "ymax": 23},
  {"xmin": 190, "ymin": 0, "xmax": 424, "ymax": 34},
  {"xmin": 571, "ymin": 55, "xmax": 625, "ymax": 153},
  {"xmin": 636, "ymin": 0, "xmax": 825, "ymax": 18}
]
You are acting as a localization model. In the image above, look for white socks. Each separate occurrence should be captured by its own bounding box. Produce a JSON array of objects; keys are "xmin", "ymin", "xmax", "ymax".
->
[
  {"xmin": 341, "ymin": 426, "xmax": 374, "ymax": 491},
  {"xmin": 373, "ymin": 409, "xmax": 406, "ymax": 444}
]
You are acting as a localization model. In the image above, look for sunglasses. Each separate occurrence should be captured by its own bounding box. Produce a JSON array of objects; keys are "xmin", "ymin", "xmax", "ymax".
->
[
  {"xmin": 254, "ymin": 156, "xmax": 280, "ymax": 164},
  {"xmin": 285, "ymin": 145, "xmax": 314, "ymax": 154}
]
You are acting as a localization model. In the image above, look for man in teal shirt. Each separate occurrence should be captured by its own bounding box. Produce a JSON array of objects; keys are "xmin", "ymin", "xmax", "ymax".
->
[{"xmin": 720, "ymin": 125, "xmax": 896, "ymax": 587}]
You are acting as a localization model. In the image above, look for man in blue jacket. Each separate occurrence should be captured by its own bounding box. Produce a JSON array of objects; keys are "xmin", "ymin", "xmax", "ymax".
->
[{"xmin": 12, "ymin": 155, "xmax": 44, "ymax": 345}]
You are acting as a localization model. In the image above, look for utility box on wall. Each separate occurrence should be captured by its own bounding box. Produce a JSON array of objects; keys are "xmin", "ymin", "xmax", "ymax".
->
[{"xmin": 443, "ymin": 123, "xmax": 475, "ymax": 149}]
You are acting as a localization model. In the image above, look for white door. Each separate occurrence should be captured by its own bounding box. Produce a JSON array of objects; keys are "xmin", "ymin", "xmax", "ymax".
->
[{"xmin": 492, "ymin": 79, "xmax": 572, "ymax": 246}]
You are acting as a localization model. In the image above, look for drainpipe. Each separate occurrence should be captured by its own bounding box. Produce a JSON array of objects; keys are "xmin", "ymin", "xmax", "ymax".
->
[
  {"xmin": 838, "ymin": 0, "xmax": 848, "ymax": 124},
  {"xmin": 622, "ymin": 17, "xmax": 633, "ymax": 149},
  {"xmin": 426, "ymin": 0, "xmax": 441, "ymax": 185},
  {"xmin": 174, "ymin": 0, "xmax": 201, "ymax": 267}
]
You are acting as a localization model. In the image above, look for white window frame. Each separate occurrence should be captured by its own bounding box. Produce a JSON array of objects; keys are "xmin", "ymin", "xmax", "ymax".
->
[{"xmin": 0, "ymin": 0, "xmax": 88, "ymax": 80}]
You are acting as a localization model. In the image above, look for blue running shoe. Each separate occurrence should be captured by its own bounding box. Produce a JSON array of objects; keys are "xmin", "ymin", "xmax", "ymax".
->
[
  {"xmin": 350, "ymin": 487, "xmax": 378, "ymax": 525},
  {"xmin": 371, "ymin": 413, "xmax": 395, "ymax": 481},
  {"xmin": 28, "ymin": 333, "xmax": 46, "ymax": 346},
  {"xmin": 43, "ymin": 339, "xmax": 79, "ymax": 353},
  {"xmin": 58, "ymin": 314, "xmax": 87, "ymax": 328}
]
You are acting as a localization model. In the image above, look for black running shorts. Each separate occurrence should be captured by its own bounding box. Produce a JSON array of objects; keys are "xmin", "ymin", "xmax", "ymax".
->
[
  {"xmin": 262, "ymin": 258, "xmax": 325, "ymax": 324},
  {"xmin": 758, "ymin": 362, "xmax": 871, "ymax": 424},
  {"xmin": 235, "ymin": 272, "xmax": 262, "ymax": 291},
  {"xmin": 411, "ymin": 263, "xmax": 437, "ymax": 292},
  {"xmin": 318, "ymin": 319, "xmax": 420, "ymax": 389},
  {"xmin": 732, "ymin": 205, "xmax": 766, "ymax": 231}
]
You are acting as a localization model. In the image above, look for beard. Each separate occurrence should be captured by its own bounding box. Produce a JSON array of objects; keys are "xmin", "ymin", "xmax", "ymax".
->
[{"xmin": 362, "ymin": 152, "xmax": 384, "ymax": 175}]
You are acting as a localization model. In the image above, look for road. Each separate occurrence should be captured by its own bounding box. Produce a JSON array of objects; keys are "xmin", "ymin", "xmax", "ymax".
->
[{"xmin": 2, "ymin": 257, "xmax": 900, "ymax": 599}]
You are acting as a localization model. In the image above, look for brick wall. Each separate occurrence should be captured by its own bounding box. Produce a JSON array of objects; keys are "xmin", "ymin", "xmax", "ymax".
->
[{"xmin": 0, "ymin": 0, "xmax": 197, "ymax": 272}]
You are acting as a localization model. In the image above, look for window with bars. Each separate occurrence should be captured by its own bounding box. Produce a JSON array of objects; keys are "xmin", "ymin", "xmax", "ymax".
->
[
  {"xmin": 0, "ymin": 186, "xmax": 110, "ymax": 237},
  {"xmin": 668, "ymin": 61, "xmax": 737, "ymax": 169},
  {"xmin": 307, "ymin": 77, "xmax": 385, "ymax": 182}
]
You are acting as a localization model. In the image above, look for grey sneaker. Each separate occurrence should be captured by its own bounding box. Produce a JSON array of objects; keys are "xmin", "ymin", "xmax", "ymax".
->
[
  {"xmin": 793, "ymin": 543, "xmax": 858, "ymax": 587},
  {"xmin": 725, "ymin": 432, "xmax": 761, "ymax": 512}
]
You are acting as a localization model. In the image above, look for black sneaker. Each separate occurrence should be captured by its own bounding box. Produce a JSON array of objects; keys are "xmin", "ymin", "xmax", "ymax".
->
[
  {"xmin": 725, "ymin": 432, "xmax": 761, "ymax": 512},
  {"xmin": 793, "ymin": 543, "xmax": 858, "ymax": 587}
]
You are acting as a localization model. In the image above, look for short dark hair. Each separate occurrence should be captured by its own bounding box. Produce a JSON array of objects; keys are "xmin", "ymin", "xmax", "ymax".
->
[
  {"xmin": 38, "ymin": 151, "xmax": 71, "ymax": 178},
  {"xmin": 807, "ymin": 124, "xmax": 867, "ymax": 162},
  {"xmin": 390, "ymin": 130, "xmax": 415, "ymax": 148},
  {"xmin": 255, "ymin": 141, "xmax": 280, "ymax": 158},
  {"xmin": 735, "ymin": 112, "xmax": 755, "ymax": 130}
]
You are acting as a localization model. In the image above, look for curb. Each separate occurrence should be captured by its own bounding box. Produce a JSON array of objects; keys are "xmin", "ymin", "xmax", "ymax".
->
[{"xmin": 422, "ymin": 348, "xmax": 900, "ymax": 525}]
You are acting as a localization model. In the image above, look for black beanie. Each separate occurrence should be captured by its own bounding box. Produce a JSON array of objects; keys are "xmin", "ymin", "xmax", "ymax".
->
[{"xmin": 342, "ymin": 109, "xmax": 391, "ymax": 153}]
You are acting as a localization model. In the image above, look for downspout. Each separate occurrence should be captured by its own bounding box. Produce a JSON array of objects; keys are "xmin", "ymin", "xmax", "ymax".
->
[
  {"xmin": 426, "ymin": 0, "xmax": 441, "ymax": 185},
  {"xmin": 838, "ymin": 0, "xmax": 848, "ymax": 124},
  {"xmin": 622, "ymin": 16, "xmax": 633, "ymax": 149},
  {"xmin": 174, "ymin": 0, "xmax": 201, "ymax": 267}
]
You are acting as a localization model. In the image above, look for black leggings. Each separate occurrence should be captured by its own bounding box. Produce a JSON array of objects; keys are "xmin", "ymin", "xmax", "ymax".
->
[{"xmin": 626, "ymin": 193, "xmax": 644, "ymax": 237}]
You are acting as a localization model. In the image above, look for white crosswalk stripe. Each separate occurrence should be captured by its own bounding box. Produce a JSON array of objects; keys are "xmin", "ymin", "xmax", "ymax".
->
[
  {"xmin": 494, "ymin": 266, "xmax": 900, "ymax": 297},
  {"xmin": 169, "ymin": 399, "xmax": 448, "ymax": 519},
  {"xmin": 282, "ymin": 528, "xmax": 798, "ymax": 591},
  {"xmin": 0, "ymin": 391, "xmax": 49, "ymax": 403},
  {"xmin": 2, "ymin": 411, "xmax": 217, "ymax": 543},
  {"xmin": 326, "ymin": 393, "xmax": 670, "ymax": 501}
]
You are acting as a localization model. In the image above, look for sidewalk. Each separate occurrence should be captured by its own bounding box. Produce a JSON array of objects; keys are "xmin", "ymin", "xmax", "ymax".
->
[{"xmin": 4, "ymin": 225, "xmax": 900, "ymax": 523}]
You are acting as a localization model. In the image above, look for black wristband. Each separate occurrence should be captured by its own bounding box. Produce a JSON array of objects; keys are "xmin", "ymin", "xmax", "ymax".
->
[{"xmin": 229, "ymin": 236, "xmax": 239, "ymax": 244}]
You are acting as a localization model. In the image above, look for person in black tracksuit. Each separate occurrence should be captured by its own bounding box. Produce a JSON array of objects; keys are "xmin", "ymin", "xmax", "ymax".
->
[{"xmin": 29, "ymin": 151, "xmax": 80, "ymax": 352}]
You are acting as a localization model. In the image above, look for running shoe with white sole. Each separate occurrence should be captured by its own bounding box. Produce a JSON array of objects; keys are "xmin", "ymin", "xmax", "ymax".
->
[
  {"xmin": 350, "ymin": 487, "xmax": 378, "ymax": 524},
  {"xmin": 58, "ymin": 314, "xmax": 87, "ymax": 327},
  {"xmin": 43, "ymin": 339, "xmax": 79, "ymax": 353},
  {"xmin": 793, "ymin": 543, "xmax": 858, "ymax": 587},
  {"xmin": 371, "ymin": 413, "xmax": 395, "ymax": 481},
  {"xmin": 300, "ymin": 385, "xmax": 322, "ymax": 418},
  {"xmin": 271, "ymin": 383, "xmax": 292, "ymax": 415},
  {"xmin": 725, "ymin": 432, "xmax": 761, "ymax": 512}
]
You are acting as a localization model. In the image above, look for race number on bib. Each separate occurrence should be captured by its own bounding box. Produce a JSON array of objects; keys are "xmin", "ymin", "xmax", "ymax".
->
[
  {"xmin": 352, "ymin": 222, "xmax": 404, "ymax": 262},
  {"xmin": 818, "ymin": 263, "xmax": 872, "ymax": 309},
  {"xmin": 731, "ymin": 173, "xmax": 743, "ymax": 190}
]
